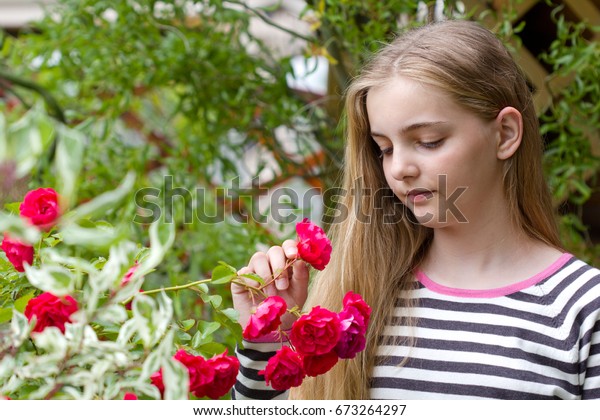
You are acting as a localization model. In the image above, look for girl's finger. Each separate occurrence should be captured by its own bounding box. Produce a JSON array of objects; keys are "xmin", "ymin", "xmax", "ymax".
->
[
  {"xmin": 282, "ymin": 239, "xmax": 299, "ymax": 260},
  {"xmin": 247, "ymin": 252, "xmax": 274, "ymax": 285},
  {"xmin": 266, "ymin": 246, "xmax": 289, "ymax": 290}
]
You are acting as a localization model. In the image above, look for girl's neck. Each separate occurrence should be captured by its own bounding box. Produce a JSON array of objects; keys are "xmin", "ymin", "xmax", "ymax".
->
[{"xmin": 420, "ymin": 206, "xmax": 563, "ymax": 290}]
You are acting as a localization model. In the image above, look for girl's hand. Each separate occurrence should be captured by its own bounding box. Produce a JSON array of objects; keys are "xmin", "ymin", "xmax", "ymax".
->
[{"xmin": 231, "ymin": 239, "xmax": 310, "ymax": 332}]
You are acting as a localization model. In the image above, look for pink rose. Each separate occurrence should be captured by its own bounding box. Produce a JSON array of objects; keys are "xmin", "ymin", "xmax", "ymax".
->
[
  {"xmin": 151, "ymin": 350, "xmax": 215, "ymax": 399},
  {"xmin": 334, "ymin": 306, "xmax": 367, "ymax": 359},
  {"xmin": 302, "ymin": 351, "xmax": 339, "ymax": 377},
  {"xmin": 150, "ymin": 371, "xmax": 165, "ymax": 395},
  {"xmin": 290, "ymin": 306, "xmax": 341, "ymax": 356},
  {"xmin": 342, "ymin": 291, "xmax": 372, "ymax": 327},
  {"xmin": 24, "ymin": 292, "xmax": 78, "ymax": 333},
  {"xmin": 243, "ymin": 295, "xmax": 287, "ymax": 341},
  {"xmin": 295, "ymin": 218, "xmax": 331, "ymax": 270},
  {"xmin": 1, "ymin": 234, "xmax": 34, "ymax": 272},
  {"xmin": 259, "ymin": 346, "xmax": 305, "ymax": 391},
  {"xmin": 19, "ymin": 188, "xmax": 60, "ymax": 231},
  {"xmin": 123, "ymin": 393, "xmax": 138, "ymax": 400},
  {"xmin": 203, "ymin": 350, "xmax": 240, "ymax": 399},
  {"xmin": 121, "ymin": 263, "xmax": 139, "ymax": 285},
  {"xmin": 174, "ymin": 350, "xmax": 215, "ymax": 398}
]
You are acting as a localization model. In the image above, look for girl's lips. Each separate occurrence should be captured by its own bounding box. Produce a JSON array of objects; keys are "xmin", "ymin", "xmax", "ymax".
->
[{"xmin": 407, "ymin": 189, "xmax": 434, "ymax": 204}]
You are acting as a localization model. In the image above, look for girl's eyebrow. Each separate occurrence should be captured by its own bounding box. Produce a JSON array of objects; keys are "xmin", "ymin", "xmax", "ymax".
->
[{"xmin": 371, "ymin": 121, "xmax": 449, "ymax": 138}]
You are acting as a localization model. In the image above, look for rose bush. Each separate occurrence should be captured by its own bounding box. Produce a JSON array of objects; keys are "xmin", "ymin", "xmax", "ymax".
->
[
  {"xmin": 0, "ymin": 170, "xmax": 359, "ymax": 399},
  {"xmin": 0, "ymin": 174, "xmax": 243, "ymax": 400},
  {"xmin": 0, "ymin": 107, "xmax": 359, "ymax": 400}
]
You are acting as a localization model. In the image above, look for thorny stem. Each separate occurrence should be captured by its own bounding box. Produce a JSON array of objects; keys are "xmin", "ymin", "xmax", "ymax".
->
[
  {"xmin": 257, "ymin": 257, "xmax": 298, "ymax": 291},
  {"xmin": 231, "ymin": 279, "xmax": 266, "ymax": 299},
  {"xmin": 44, "ymin": 382, "xmax": 64, "ymax": 400},
  {"xmin": 121, "ymin": 278, "xmax": 213, "ymax": 305},
  {"xmin": 121, "ymin": 257, "xmax": 300, "ymax": 305}
]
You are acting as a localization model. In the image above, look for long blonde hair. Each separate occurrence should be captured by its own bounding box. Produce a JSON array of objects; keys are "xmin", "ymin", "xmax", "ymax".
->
[{"xmin": 290, "ymin": 20, "xmax": 562, "ymax": 400}]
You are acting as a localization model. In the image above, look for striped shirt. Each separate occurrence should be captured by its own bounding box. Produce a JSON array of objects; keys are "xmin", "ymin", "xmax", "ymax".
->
[{"xmin": 233, "ymin": 253, "xmax": 600, "ymax": 399}]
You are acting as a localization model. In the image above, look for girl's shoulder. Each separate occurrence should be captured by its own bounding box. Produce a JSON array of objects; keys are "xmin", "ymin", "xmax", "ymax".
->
[
  {"xmin": 541, "ymin": 254, "xmax": 600, "ymax": 290},
  {"xmin": 536, "ymin": 254, "xmax": 600, "ymax": 311}
]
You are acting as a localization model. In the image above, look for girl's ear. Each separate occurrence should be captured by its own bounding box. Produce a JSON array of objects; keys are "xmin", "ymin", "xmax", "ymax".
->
[{"xmin": 495, "ymin": 107, "xmax": 523, "ymax": 160}]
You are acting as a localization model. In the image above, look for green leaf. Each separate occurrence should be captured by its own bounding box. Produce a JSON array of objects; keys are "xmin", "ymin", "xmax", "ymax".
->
[
  {"xmin": 3, "ymin": 201, "xmax": 20, "ymax": 214},
  {"xmin": 32, "ymin": 326, "xmax": 68, "ymax": 357},
  {"xmin": 55, "ymin": 124, "xmax": 87, "ymax": 207},
  {"xmin": 211, "ymin": 264, "xmax": 236, "ymax": 285},
  {"xmin": 7, "ymin": 103, "xmax": 55, "ymax": 178},
  {"xmin": 0, "ymin": 307, "xmax": 12, "ymax": 324},
  {"xmin": 65, "ymin": 171, "xmax": 135, "ymax": 222},
  {"xmin": 162, "ymin": 358, "xmax": 189, "ymax": 400},
  {"xmin": 11, "ymin": 310, "xmax": 30, "ymax": 346},
  {"xmin": 219, "ymin": 308, "xmax": 240, "ymax": 323},
  {"xmin": 140, "ymin": 349, "xmax": 162, "ymax": 381},
  {"xmin": 0, "ymin": 355, "xmax": 15, "ymax": 380},
  {"xmin": 95, "ymin": 304, "xmax": 128, "ymax": 324},
  {"xmin": 41, "ymin": 248, "xmax": 99, "ymax": 274},
  {"xmin": 89, "ymin": 241, "xmax": 138, "ymax": 293},
  {"xmin": 190, "ymin": 331, "xmax": 203, "ymax": 348},
  {"xmin": 191, "ymin": 320, "xmax": 221, "ymax": 348},
  {"xmin": 116, "ymin": 318, "xmax": 137, "ymax": 346},
  {"xmin": 131, "ymin": 294, "xmax": 155, "ymax": 347},
  {"xmin": 14, "ymin": 291, "xmax": 35, "ymax": 312},
  {"xmin": 24, "ymin": 264, "xmax": 75, "ymax": 296},
  {"xmin": 196, "ymin": 342, "xmax": 227, "ymax": 358},
  {"xmin": 180, "ymin": 319, "xmax": 195, "ymax": 331},
  {"xmin": 137, "ymin": 214, "xmax": 175, "ymax": 277},
  {"xmin": 202, "ymin": 294, "xmax": 222, "ymax": 308},
  {"xmin": 240, "ymin": 272, "xmax": 265, "ymax": 285},
  {"xmin": 217, "ymin": 260, "xmax": 238, "ymax": 273},
  {"xmin": 176, "ymin": 331, "xmax": 192, "ymax": 342},
  {"xmin": 60, "ymin": 223, "xmax": 125, "ymax": 249}
]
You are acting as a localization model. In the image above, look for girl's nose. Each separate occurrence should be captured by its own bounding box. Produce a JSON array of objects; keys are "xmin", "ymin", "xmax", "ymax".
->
[{"xmin": 388, "ymin": 150, "xmax": 419, "ymax": 181}]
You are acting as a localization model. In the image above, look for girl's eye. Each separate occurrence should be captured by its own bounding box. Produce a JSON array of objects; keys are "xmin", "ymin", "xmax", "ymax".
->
[
  {"xmin": 378, "ymin": 147, "xmax": 393, "ymax": 159},
  {"xmin": 419, "ymin": 139, "xmax": 444, "ymax": 149}
]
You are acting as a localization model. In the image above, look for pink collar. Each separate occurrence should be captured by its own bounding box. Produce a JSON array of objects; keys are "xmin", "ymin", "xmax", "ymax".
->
[{"xmin": 415, "ymin": 253, "xmax": 574, "ymax": 298}]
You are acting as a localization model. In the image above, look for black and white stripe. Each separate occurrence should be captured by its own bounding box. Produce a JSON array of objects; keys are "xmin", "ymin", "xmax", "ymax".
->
[{"xmin": 234, "ymin": 257, "xmax": 600, "ymax": 399}]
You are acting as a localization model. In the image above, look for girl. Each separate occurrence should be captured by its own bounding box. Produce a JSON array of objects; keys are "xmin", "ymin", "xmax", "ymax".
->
[{"xmin": 231, "ymin": 19, "xmax": 600, "ymax": 399}]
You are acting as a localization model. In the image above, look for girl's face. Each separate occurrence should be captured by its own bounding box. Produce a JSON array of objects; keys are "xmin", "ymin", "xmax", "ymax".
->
[{"xmin": 366, "ymin": 76, "xmax": 506, "ymax": 228}]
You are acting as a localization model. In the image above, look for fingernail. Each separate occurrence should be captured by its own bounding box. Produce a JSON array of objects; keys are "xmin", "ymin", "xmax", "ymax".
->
[{"xmin": 276, "ymin": 278, "xmax": 288, "ymax": 290}]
